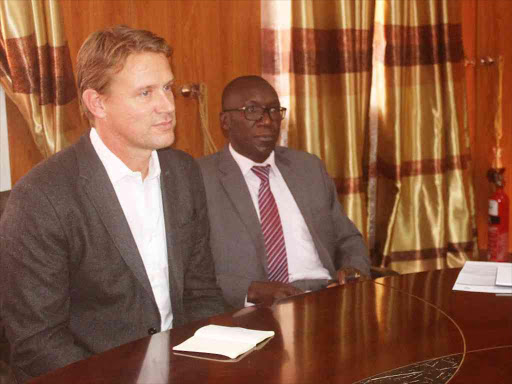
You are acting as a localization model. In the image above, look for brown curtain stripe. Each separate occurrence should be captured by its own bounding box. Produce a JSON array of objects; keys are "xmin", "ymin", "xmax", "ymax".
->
[
  {"xmin": 377, "ymin": 154, "xmax": 471, "ymax": 181},
  {"xmin": 262, "ymin": 27, "xmax": 373, "ymax": 75},
  {"xmin": 3, "ymin": 35, "xmax": 76, "ymax": 105},
  {"xmin": 261, "ymin": 28, "xmax": 284, "ymax": 76},
  {"xmin": 2, "ymin": 34, "xmax": 38, "ymax": 92},
  {"xmin": 334, "ymin": 177, "xmax": 365, "ymax": 195},
  {"xmin": 263, "ymin": 23, "xmax": 462, "ymax": 75},
  {"xmin": 384, "ymin": 241, "xmax": 475, "ymax": 264},
  {"xmin": 374, "ymin": 23, "xmax": 464, "ymax": 66},
  {"xmin": 0, "ymin": 0, "xmax": 84, "ymax": 157},
  {"xmin": 0, "ymin": 41, "xmax": 9, "ymax": 78},
  {"xmin": 41, "ymin": 44, "xmax": 76, "ymax": 105}
]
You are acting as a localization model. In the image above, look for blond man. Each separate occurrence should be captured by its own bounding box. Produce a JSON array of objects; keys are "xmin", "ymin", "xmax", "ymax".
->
[{"xmin": 0, "ymin": 25, "xmax": 224, "ymax": 383}]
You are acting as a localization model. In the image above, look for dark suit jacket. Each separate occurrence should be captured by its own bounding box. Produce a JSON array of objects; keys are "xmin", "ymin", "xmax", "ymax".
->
[
  {"xmin": 198, "ymin": 146, "xmax": 370, "ymax": 309},
  {"xmin": 0, "ymin": 134, "xmax": 224, "ymax": 383}
]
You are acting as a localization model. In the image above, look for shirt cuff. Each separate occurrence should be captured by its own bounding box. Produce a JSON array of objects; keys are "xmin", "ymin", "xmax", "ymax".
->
[{"xmin": 244, "ymin": 294, "xmax": 256, "ymax": 307}]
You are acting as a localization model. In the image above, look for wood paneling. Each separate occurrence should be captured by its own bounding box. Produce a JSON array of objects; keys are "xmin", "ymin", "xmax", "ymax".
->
[
  {"xmin": 7, "ymin": 0, "xmax": 261, "ymax": 185},
  {"xmin": 467, "ymin": 0, "xmax": 512, "ymax": 253},
  {"xmin": 6, "ymin": 97, "xmax": 43, "ymax": 184},
  {"xmin": 58, "ymin": 0, "xmax": 261, "ymax": 157}
]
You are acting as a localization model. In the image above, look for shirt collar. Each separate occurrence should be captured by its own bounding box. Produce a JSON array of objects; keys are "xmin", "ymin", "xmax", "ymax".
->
[
  {"xmin": 90, "ymin": 128, "xmax": 161, "ymax": 183},
  {"xmin": 228, "ymin": 144, "xmax": 277, "ymax": 177}
]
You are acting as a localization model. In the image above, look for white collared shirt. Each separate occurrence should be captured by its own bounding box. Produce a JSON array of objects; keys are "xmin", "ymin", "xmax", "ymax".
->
[
  {"xmin": 229, "ymin": 145, "xmax": 331, "ymax": 283},
  {"xmin": 90, "ymin": 128, "xmax": 172, "ymax": 331}
]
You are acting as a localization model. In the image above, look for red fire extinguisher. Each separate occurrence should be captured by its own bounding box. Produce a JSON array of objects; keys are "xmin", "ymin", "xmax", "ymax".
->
[{"xmin": 488, "ymin": 168, "xmax": 510, "ymax": 262}]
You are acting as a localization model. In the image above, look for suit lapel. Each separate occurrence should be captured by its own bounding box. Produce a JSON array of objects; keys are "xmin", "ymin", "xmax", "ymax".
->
[
  {"xmin": 275, "ymin": 148, "xmax": 336, "ymax": 274},
  {"xmin": 217, "ymin": 148, "xmax": 267, "ymax": 269},
  {"xmin": 158, "ymin": 155, "xmax": 183, "ymax": 305},
  {"xmin": 76, "ymin": 134, "xmax": 157, "ymax": 304},
  {"xmin": 275, "ymin": 148, "xmax": 314, "ymax": 226}
]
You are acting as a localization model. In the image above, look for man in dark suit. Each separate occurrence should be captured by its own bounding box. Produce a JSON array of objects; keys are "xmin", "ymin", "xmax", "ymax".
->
[
  {"xmin": 0, "ymin": 25, "xmax": 224, "ymax": 383},
  {"xmin": 198, "ymin": 76, "xmax": 370, "ymax": 309}
]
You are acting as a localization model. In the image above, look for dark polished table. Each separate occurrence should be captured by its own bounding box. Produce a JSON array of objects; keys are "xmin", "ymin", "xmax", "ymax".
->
[{"xmin": 30, "ymin": 268, "xmax": 512, "ymax": 384}]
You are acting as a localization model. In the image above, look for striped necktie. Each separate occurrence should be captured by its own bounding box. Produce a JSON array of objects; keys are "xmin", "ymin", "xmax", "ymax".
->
[{"xmin": 251, "ymin": 165, "xmax": 289, "ymax": 283}]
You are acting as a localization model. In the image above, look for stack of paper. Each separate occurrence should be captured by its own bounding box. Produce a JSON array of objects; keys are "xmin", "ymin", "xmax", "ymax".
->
[
  {"xmin": 496, "ymin": 263, "xmax": 512, "ymax": 287},
  {"xmin": 173, "ymin": 325, "xmax": 275, "ymax": 359},
  {"xmin": 453, "ymin": 261, "xmax": 512, "ymax": 293}
]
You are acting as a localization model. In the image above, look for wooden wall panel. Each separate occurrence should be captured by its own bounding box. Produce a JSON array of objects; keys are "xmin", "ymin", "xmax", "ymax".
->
[
  {"xmin": 461, "ymin": 0, "xmax": 479, "ymax": 253},
  {"xmin": 6, "ymin": 97, "xmax": 43, "ymax": 184},
  {"xmin": 7, "ymin": 0, "xmax": 261, "ymax": 185},
  {"xmin": 471, "ymin": 0, "xmax": 512, "ymax": 253},
  {"xmin": 59, "ymin": 0, "xmax": 261, "ymax": 157},
  {"xmin": 462, "ymin": 0, "xmax": 476, "ymax": 167}
]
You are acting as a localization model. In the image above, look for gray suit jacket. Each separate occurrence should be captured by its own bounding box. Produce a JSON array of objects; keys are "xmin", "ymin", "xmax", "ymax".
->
[
  {"xmin": 0, "ymin": 134, "xmax": 224, "ymax": 383},
  {"xmin": 198, "ymin": 146, "xmax": 370, "ymax": 309}
]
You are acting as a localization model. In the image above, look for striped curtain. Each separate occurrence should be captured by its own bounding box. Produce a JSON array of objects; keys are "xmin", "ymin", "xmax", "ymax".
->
[
  {"xmin": 371, "ymin": 0, "xmax": 476, "ymax": 273},
  {"xmin": 262, "ymin": 0, "xmax": 476, "ymax": 273},
  {"xmin": 262, "ymin": 0, "xmax": 375, "ymax": 237},
  {"xmin": 0, "ymin": 0, "xmax": 82, "ymax": 158}
]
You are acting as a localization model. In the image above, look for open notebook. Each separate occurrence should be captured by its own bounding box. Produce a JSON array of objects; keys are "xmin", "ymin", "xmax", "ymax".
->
[{"xmin": 173, "ymin": 325, "xmax": 275, "ymax": 360}]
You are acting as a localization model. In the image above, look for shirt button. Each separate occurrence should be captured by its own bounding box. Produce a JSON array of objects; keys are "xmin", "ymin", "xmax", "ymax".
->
[{"xmin": 148, "ymin": 327, "xmax": 158, "ymax": 335}]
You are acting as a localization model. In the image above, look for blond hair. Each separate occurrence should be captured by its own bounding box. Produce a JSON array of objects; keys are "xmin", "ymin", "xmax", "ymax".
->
[{"xmin": 77, "ymin": 25, "xmax": 172, "ymax": 123}]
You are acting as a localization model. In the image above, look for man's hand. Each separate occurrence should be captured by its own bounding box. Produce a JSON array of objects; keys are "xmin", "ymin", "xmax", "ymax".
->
[
  {"xmin": 327, "ymin": 267, "xmax": 370, "ymax": 287},
  {"xmin": 247, "ymin": 281, "xmax": 303, "ymax": 306}
]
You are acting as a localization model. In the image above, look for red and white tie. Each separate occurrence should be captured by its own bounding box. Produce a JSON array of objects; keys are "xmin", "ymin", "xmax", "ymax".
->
[{"xmin": 252, "ymin": 165, "xmax": 289, "ymax": 283}]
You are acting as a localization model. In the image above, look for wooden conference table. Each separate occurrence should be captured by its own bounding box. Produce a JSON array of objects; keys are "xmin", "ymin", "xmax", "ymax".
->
[{"xmin": 30, "ymin": 268, "xmax": 512, "ymax": 384}]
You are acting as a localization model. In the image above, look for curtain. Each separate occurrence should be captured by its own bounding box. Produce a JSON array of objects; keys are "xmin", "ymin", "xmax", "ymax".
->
[
  {"xmin": 371, "ymin": 0, "xmax": 476, "ymax": 273},
  {"xmin": 262, "ymin": 0, "xmax": 375, "ymax": 236},
  {"xmin": 262, "ymin": 0, "xmax": 476, "ymax": 273},
  {"xmin": 0, "ymin": 0, "xmax": 82, "ymax": 158}
]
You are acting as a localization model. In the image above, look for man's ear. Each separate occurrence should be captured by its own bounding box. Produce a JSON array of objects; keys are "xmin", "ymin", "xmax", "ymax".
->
[
  {"xmin": 220, "ymin": 112, "xmax": 231, "ymax": 138},
  {"xmin": 82, "ymin": 89, "xmax": 107, "ymax": 119}
]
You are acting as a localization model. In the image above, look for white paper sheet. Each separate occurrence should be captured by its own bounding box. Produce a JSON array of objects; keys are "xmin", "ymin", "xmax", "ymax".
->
[
  {"xmin": 453, "ymin": 261, "xmax": 512, "ymax": 293},
  {"xmin": 496, "ymin": 264, "xmax": 512, "ymax": 287}
]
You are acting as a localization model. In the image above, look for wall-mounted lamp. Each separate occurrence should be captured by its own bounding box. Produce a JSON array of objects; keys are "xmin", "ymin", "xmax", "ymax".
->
[{"xmin": 180, "ymin": 83, "xmax": 201, "ymax": 98}]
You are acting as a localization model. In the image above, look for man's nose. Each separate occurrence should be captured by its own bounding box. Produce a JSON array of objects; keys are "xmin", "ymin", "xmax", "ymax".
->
[
  {"xmin": 157, "ymin": 90, "xmax": 175, "ymax": 113},
  {"xmin": 259, "ymin": 108, "xmax": 273, "ymax": 124}
]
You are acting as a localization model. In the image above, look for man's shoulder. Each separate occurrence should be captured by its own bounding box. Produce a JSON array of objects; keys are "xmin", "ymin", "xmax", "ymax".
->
[
  {"xmin": 197, "ymin": 150, "xmax": 222, "ymax": 165},
  {"xmin": 158, "ymin": 146, "xmax": 194, "ymax": 162},
  {"xmin": 5, "ymin": 138, "xmax": 88, "ymax": 222},
  {"xmin": 14, "ymin": 138, "xmax": 83, "ymax": 192},
  {"xmin": 196, "ymin": 150, "xmax": 225, "ymax": 174},
  {"xmin": 275, "ymin": 146, "xmax": 322, "ymax": 166},
  {"xmin": 196, "ymin": 146, "xmax": 323, "ymax": 171},
  {"xmin": 157, "ymin": 147, "xmax": 202, "ymax": 179},
  {"xmin": 157, "ymin": 147, "xmax": 197, "ymax": 169}
]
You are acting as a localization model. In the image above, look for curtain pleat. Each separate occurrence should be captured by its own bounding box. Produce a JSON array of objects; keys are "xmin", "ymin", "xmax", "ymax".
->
[
  {"xmin": 0, "ymin": 0, "xmax": 83, "ymax": 158},
  {"xmin": 262, "ymin": 0, "xmax": 375, "ymax": 237},
  {"xmin": 371, "ymin": 0, "xmax": 477, "ymax": 272},
  {"xmin": 262, "ymin": 0, "xmax": 477, "ymax": 273}
]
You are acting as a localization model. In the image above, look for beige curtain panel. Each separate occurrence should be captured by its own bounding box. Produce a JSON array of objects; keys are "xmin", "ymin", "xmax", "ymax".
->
[
  {"xmin": 262, "ymin": 0, "xmax": 375, "ymax": 237},
  {"xmin": 371, "ymin": 0, "xmax": 476, "ymax": 273},
  {"xmin": 0, "ymin": 0, "xmax": 82, "ymax": 158},
  {"xmin": 262, "ymin": 0, "xmax": 476, "ymax": 273}
]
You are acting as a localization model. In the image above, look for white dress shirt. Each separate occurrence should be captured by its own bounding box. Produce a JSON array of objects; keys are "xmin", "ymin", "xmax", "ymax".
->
[
  {"xmin": 90, "ymin": 129, "xmax": 173, "ymax": 331},
  {"xmin": 229, "ymin": 144, "xmax": 331, "ymax": 283}
]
